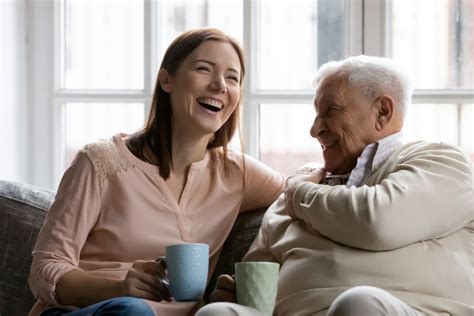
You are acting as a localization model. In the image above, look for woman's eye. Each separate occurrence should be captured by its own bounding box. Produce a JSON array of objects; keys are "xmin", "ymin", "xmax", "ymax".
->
[
  {"xmin": 227, "ymin": 76, "xmax": 239, "ymax": 83},
  {"xmin": 196, "ymin": 66, "xmax": 211, "ymax": 72}
]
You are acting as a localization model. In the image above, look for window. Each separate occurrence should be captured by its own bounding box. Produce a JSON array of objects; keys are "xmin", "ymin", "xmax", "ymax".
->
[
  {"xmin": 389, "ymin": 0, "xmax": 474, "ymax": 162},
  {"xmin": 28, "ymin": 0, "xmax": 473, "ymax": 189}
]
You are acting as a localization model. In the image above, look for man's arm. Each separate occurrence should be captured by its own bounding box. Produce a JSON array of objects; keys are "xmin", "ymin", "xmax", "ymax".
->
[
  {"xmin": 243, "ymin": 196, "xmax": 286, "ymax": 263},
  {"xmin": 290, "ymin": 142, "xmax": 474, "ymax": 251}
]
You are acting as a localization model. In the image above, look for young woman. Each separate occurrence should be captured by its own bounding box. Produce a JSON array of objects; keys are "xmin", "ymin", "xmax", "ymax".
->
[{"xmin": 29, "ymin": 28, "xmax": 285, "ymax": 316}]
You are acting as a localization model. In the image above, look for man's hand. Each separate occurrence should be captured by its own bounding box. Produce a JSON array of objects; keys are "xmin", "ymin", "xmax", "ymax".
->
[
  {"xmin": 119, "ymin": 259, "xmax": 172, "ymax": 302},
  {"xmin": 285, "ymin": 167, "xmax": 325, "ymax": 218},
  {"xmin": 209, "ymin": 274, "xmax": 236, "ymax": 303}
]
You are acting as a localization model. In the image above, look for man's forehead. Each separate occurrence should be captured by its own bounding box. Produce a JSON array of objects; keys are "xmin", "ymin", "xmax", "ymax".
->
[{"xmin": 315, "ymin": 75, "xmax": 348, "ymax": 100}]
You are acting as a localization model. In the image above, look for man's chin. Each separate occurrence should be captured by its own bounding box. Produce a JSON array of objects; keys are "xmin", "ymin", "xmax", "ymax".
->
[{"xmin": 322, "ymin": 155, "xmax": 339, "ymax": 174}]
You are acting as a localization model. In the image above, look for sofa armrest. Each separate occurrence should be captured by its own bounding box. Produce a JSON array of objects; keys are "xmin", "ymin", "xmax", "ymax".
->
[
  {"xmin": 0, "ymin": 181, "xmax": 54, "ymax": 316},
  {"xmin": 204, "ymin": 207, "xmax": 267, "ymax": 302}
]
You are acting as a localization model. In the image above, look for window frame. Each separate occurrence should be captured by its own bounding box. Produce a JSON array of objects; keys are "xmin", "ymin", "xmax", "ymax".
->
[{"xmin": 27, "ymin": 0, "xmax": 473, "ymax": 189}]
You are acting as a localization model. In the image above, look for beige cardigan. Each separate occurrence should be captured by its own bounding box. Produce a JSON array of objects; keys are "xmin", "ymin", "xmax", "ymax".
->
[{"xmin": 245, "ymin": 141, "xmax": 474, "ymax": 315}]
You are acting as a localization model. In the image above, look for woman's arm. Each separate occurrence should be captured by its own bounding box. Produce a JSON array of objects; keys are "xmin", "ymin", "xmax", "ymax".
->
[
  {"xmin": 240, "ymin": 154, "xmax": 286, "ymax": 212},
  {"xmin": 29, "ymin": 150, "xmax": 171, "ymax": 307},
  {"xmin": 29, "ymin": 151, "xmax": 102, "ymax": 305},
  {"xmin": 56, "ymin": 260, "xmax": 170, "ymax": 307}
]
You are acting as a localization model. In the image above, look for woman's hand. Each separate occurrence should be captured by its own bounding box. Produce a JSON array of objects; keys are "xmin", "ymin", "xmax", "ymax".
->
[
  {"xmin": 209, "ymin": 274, "xmax": 236, "ymax": 303},
  {"xmin": 119, "ymin": 259, "xmax": 172, "ymax": 302}
]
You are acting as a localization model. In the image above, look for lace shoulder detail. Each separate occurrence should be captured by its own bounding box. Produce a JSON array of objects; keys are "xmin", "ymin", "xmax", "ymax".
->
[{"xmin": 79, "ymin": 138, "xmax": 131, "ymax": 184}]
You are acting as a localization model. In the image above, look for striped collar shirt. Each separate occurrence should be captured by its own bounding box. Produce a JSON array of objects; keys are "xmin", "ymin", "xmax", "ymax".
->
[{"xmin": 345, "ymin": 132, "xmax": 405, "ymax": 187}]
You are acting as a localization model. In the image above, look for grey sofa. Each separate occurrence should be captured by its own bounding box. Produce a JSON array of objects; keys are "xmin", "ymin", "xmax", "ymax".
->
[{"xmin": 0, "ymin": 180, "xmax": 265, "ymax": 316}]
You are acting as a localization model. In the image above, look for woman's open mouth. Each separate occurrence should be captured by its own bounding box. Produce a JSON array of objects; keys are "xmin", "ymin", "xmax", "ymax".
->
[{"xmin": 197, "ymin": 98, "xmax": 223, "ymax": 112}]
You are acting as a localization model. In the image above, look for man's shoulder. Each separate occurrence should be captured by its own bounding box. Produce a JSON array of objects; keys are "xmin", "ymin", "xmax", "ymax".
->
[{"xmin": 397, "ymin": 140, "xmax": 470, "ymax": 162}]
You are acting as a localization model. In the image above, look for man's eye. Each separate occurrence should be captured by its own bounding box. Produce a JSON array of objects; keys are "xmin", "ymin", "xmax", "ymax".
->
[{"xmin": 327, "ymin": 107, "xmax": 338, "ymax": 115}]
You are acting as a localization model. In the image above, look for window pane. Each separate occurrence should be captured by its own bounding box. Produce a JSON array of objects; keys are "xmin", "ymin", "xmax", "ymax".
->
[
  {"xmin": 461, "ymin": 104, "xmax": 474, "ymax": 161},
  {"xmin": 64, "ymin": 103, "xmax": 145, "ymax": 167},
  {"xmin": 391, "ymin": 0, "xmax": 474, "ymax": 89},
  {"xmin": 63, "ymin": 0, "xmax": 144, "ymax": 89},
  {"xmin": 158, "ymin": 0, "xmax": 243, "ymax": 61},
  {"xmin": 258, "ymin": 0, "xmax": 346, "ymax": 90},
  {"xmin": 260, "ymin": 104, "xmax": 322, "ymax": 176},
  {"xmin": 403, "ymin": 103, "xmax": 458, "ymax": 144}
]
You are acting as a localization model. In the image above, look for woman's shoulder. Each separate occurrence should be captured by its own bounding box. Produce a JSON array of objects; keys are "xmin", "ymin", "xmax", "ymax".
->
[
  {"xmin": 209, "ymin": 147, "xmax": 277, "ymax": 174},
  {"xmin": 78, "ymin": 135, "xmax": 132, "ymax": 183},
  {"xmin": 208, "ymin": 147, "xmax": 244, "ymax": 172}
]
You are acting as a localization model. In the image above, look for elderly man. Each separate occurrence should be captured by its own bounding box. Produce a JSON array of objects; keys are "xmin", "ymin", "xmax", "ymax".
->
[{"xmin": 198, "ymin": 55, "xmax": 474, "ymax": 315}]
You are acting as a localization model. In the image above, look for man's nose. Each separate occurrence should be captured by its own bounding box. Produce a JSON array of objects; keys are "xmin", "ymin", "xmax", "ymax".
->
[
  {"xmin": 209, "ymin": 75, "xmax": 227, "ymax": 93},
  {"xmin": 310, "ymin": 115, "xmax": 325, "ymax": 138}
]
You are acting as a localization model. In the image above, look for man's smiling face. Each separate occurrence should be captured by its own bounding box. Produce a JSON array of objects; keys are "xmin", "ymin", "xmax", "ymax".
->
[{"xmin": 310, "ymin": 74, "xmax": 379, "ymax": 174}]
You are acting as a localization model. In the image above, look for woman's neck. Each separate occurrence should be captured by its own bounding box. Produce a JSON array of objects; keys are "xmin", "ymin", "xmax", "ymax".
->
[{"xmin": 170, "ymin": 131, "xmax": 212, "ymax": 175}]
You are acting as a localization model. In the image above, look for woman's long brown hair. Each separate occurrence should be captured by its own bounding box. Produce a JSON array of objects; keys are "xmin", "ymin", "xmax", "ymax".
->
[{"xmin": 128, "ymin": 28, "xmax": 246, "ymax": 179}]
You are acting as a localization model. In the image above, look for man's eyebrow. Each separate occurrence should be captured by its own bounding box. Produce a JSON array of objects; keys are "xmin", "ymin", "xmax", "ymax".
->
[{"xmin": 194, "ymin": 59, "xmax": 240, "ymax": 74}]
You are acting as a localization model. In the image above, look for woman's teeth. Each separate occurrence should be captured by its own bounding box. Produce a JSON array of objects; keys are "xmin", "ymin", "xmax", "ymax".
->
[{"xmin": 197, "ymin": 98, "xmax": 223, "ymax": 112}]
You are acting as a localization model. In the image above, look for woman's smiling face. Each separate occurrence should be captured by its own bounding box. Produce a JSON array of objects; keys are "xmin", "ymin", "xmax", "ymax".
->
[{"xmin": 159, "ymin": 40, "xmax": 242, "ymax": 137}]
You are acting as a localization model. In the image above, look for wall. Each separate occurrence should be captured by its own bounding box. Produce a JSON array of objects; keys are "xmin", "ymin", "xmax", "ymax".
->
[{"xmin": 0, "ymin": 0, "xmax": 28, "ymax": 183}]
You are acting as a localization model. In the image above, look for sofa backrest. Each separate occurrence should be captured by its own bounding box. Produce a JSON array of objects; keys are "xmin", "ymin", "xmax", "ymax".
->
[{"xmin": 0, "ymin": 180, "xmax": 55, "ymax": 316}]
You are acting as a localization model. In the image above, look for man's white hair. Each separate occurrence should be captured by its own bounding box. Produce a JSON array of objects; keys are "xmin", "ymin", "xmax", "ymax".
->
[{"xmin": 312, "ymin": 55, "xmax": 413, "ymax": 118}]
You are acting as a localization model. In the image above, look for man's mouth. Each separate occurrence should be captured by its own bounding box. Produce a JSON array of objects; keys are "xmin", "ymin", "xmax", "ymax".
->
[
  {"xmin": 320, "ymin": 141, "xmax": 336, "ymax": 150},
  {"xmin": 197, "ymin": 98, "xmax": 223, "ymax": 112}
]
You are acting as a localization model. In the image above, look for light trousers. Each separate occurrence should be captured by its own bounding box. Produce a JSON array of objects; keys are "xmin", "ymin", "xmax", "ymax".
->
[{"xmin": 197, "ymin": 286, "xmax": 425, "ymax": 316}]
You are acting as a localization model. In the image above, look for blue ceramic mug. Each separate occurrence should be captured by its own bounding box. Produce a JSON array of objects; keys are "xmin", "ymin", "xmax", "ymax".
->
[{"xmin": 165, "ymin": 243, "xmax": 209, "ymax": 301}]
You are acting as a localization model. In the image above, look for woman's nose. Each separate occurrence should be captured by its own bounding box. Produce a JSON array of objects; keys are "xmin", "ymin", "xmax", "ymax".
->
[{"xmin": 209, "ymin": 76, "xmax": 227, "ymax": 93}]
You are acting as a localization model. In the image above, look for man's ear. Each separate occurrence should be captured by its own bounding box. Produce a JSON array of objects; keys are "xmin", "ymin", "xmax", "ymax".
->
[
  {"xmin": 158, "ymin": 69, "xmax": 172, "ymax": 93},
  {"xmin": 374, "ymin": 95, "xmax": 395, "ymax": 131}
]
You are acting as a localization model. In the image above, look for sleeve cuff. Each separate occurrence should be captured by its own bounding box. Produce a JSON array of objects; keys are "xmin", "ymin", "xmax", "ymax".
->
[
  {"xmin": 292, "ymin": 182, "xmax": 323, "ymax": 221},
  {"xmin": 30, "ymin": 265, "xmax": 82, "ymax": 306}
]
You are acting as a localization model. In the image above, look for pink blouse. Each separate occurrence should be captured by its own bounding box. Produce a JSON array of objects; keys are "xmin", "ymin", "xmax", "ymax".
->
[{"xmin": 29, "ymin": 134, "xmax": 285, "ymax": 316}]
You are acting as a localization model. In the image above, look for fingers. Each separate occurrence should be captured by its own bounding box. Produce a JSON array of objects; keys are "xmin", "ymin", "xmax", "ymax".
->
[
  {"xmin": 127, "ymin": 260, "xmax": 172, "ymax": 302},
  {"xmin": 210, "ymin": 275, "xmax": 236, "ymax": 303},
  {"xmin": 308, "ymin": 168, "xmax": 325, "ymax": 182},
  {"xmin": 134, "ymin": 260, "xmax": 163, "ymax": 275},
  {"xmin": 295, "ymin": 162, "xmax": 324, "ymax": 174},
  {"xmin": 216, "ymin": 274, "xmax": 235, "ymax": 292},
  {"xmin": 209, "ymin": 288, "xmax": 237, "ymax": 303}
]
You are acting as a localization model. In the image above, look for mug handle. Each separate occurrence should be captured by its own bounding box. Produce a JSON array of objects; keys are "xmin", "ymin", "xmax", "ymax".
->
[{"xmin": 155, "ymin": 256, "xmax": 170, "ymax": 286}]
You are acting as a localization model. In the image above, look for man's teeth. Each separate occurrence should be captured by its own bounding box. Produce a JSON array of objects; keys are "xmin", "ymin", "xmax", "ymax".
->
[{"xmin": 322, "ymin": 142, "xmax": 335, "ymax": 149}]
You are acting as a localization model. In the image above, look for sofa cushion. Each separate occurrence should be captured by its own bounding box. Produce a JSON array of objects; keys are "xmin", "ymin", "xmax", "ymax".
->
[{"xmin": 0, "ymin": 180, "xmax": 54, "ymax": 316}]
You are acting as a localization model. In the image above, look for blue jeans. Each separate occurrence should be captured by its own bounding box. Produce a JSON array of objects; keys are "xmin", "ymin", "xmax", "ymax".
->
[{"xmin": 41, "ymin": 296, "xmax": 154, "ymax": 316}]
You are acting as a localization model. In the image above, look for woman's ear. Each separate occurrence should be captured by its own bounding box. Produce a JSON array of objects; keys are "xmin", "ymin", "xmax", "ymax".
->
[
  {"xmin": 158, "ymin": 69, "xmax": 172, "ymax": 93},
  {"xmin": 375, "ymin": 95, "xmax": 395, "ymax": 131}
]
